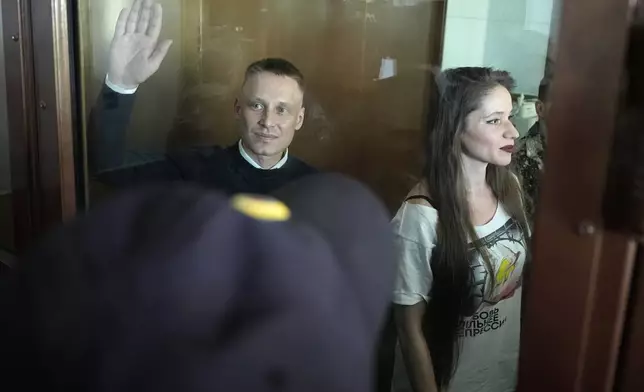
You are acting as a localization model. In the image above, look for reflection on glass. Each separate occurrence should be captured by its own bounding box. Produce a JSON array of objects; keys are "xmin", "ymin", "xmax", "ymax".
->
[
  {"xmin": 79, "ymin": 0, "xmax": 447, "ymax": 210},
  {"xmin": 77, "ymin": 0, "xmax": 560, "ymax": 391},
  {"xmin": 0, "ymin": 5, "xmax": 14, "ymax": 252}
]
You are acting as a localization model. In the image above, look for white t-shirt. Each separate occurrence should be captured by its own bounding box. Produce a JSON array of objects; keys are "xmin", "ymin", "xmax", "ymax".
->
[{"xmin": 390, "ymin": 201, "xmax": 527, "ymax": 392}]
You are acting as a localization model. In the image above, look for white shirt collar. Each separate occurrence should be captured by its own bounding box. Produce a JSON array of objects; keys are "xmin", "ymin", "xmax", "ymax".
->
[{"xmin": 238, "ymin": 140, "xmax": 288, "ymax": 170}]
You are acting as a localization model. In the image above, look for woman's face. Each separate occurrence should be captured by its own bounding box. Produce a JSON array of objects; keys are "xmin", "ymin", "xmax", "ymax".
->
[{"xmin": 460, "ymin": 85, "xmax": 519, "ymax": 167}]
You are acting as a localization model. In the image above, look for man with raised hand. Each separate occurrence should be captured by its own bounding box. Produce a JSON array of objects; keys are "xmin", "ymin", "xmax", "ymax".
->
[{"xmin": 89, "ymin": 0, "xmax": 316, "ymax": 195}]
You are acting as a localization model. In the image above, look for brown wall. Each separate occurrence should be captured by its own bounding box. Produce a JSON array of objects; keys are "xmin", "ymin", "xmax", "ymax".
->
[{"xmin": 173, "ymin": 0, "xmax": 445, "ymax": 211}]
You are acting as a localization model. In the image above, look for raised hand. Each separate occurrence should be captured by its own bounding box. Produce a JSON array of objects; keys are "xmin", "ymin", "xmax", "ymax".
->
[{"xmin": 107, "ymin": 0, "xmax": 173, "ymax": 89}]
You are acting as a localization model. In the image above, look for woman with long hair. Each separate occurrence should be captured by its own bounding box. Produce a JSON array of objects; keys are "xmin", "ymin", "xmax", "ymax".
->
[{"xmin": 391, "ymin": 67, "xmax": 530, "ymax": 392}]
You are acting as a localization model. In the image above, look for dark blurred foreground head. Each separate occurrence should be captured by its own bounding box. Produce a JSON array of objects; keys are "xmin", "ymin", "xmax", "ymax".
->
[{"xmin": 0, "ymin": 174, "xmax": 394, "ymax": 392}]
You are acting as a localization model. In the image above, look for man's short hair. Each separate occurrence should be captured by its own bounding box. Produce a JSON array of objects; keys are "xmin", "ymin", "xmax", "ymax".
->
[{"xmin": 244, "ymin": 58, "xmax": 305, "ymax": 94}]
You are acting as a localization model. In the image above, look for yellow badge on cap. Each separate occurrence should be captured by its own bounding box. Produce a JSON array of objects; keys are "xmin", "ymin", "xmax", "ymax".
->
[{"xmin": 231, "ymin": 194, "xmax": 291, "ymax": 222}]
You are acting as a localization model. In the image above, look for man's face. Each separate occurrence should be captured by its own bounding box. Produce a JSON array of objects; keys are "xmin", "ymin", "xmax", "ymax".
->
[{"xmin": 234, "ymin": 72, "xmax": 305, "ymax": 164}]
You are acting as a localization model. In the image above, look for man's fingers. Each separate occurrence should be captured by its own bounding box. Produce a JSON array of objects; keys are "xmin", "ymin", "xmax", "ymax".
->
[
  {"xmin": 125, "ymin": 0, "xmax": 143, "ymax": 34},
  {"xmin": 136, "ymin": 0, "xmax": 153, "ymax": 34},
  {"xmin": 149, "ymin": 39, "xmax": 173, "ymax": 70},
  {"xmin": 114, "ymin": 7, "xmax": 129, "ymax": 37},
  {"xmin": 146, "ymin": 3, "xmax": 163, "ymax": 40}
]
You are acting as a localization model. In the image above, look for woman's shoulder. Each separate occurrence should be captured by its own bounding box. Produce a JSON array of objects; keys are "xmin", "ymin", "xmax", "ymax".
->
[
  {"xmin": 404, "ymin": 182, "xmax": 435, "ymax": 206},
  {"xmin": 392, "ymin": 182, "xmax": 439, "ymax": 244}
]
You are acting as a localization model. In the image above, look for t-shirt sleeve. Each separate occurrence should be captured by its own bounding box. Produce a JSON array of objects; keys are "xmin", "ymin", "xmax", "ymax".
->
[{"xmin": 392, "ymin": 236, "xmax": 434, "ymax": 306}]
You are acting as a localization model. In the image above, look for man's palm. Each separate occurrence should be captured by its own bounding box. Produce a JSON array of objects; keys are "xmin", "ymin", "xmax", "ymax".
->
[{"xmin": 108, "ymin": 0, "xmax": 172, "ymax": 88}]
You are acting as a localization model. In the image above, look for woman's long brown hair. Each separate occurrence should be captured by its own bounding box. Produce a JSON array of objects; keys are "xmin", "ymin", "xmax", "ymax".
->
[{"xmin": 422, "ymin": 67, "xmax": 530, "ymax": 388}]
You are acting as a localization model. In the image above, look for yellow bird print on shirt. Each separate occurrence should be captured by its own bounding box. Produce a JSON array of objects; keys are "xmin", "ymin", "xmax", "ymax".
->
[{"xmin": 495, "ymin": 251, "xmax": 520, "ymax": 287}]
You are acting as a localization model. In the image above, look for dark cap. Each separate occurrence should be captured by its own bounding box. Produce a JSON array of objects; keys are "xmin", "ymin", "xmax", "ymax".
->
[{"xmin": 0, "ymin": 174, "xmax": 394, "ymax": 392}]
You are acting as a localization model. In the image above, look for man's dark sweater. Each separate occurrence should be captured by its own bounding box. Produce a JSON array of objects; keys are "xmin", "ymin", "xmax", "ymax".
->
[{"xmin": 88, "ymin": 84, "xmax": 317, "ymax": 195}]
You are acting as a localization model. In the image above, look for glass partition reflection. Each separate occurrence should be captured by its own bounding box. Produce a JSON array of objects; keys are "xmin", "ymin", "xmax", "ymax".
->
[{"xmin": 77, "ymin": 1, "xmax": 561, "ymax": 391}]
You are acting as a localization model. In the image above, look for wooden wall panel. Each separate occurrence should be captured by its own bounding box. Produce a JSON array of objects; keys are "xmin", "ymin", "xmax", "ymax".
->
[
  {"xmin": 171, "ymin": 0, "xmax": 446, "ymax": 212},
  {"xmin": 612, "ymin": 4, "xmax": 644, "ymax": 391},
  {"xmin": 616, "ymin": 250, "xmax": 644, "ymax": 392},
  {"xmin": 1, "ymin": 0, "xmax": 37, "ymax": 251},
  {"xmin": 0, "ymin": 0, "xmax": 77, "ymax": 255},
  {"xmin": 518, "ymin": 0, "xmax": 635, "ymax": 391}
]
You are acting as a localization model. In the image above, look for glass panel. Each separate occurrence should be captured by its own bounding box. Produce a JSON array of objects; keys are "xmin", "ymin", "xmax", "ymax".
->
[
  {"xmin": 0, "ymin": 5, "xmax": 14, "ymax": 253},
  {"xmin": 387, "ymin": 1, "xmax": 561, "ymax": 390},
  {"xmin": 77, "ymin": 0, "xmax": 562, "ymax": 391},
  {"xmin": 79, "ymin": 0, "xmax": 445, "ymax": 210}
]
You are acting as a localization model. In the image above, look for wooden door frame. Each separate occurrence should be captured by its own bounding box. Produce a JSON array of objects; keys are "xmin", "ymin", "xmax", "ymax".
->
[
  {"xmin": 0, "ymin": 0, "xmax": 77, "ymax": 259},
  {"xmin": 2, "ymin": 0, "xmax": 39, "ymax": 253},
  {"xmin": 31, "ymin": 0, "xmax": 77, "ymax": 227},
  {"xmin": 616, "ymin": 249, "xmax": 644, "ymax": 391},
  {"xmin": 612, "ymin": 2, "xmax": 644, "ymax": 390},
  {"xmin": 518, "ymin": 0, "xmax": 636, "ymax": 391}
]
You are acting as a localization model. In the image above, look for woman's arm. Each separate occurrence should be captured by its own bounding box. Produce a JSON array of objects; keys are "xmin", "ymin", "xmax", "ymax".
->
[{"xmin": 394, "ymin": 302, "xmax": 439, "ymax": 392}]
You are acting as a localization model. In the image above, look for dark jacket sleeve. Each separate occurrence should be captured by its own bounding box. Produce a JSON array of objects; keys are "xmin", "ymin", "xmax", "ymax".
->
[{"xmin": 87, "ymin": 84, "xmax": 183, "ymax": 187}]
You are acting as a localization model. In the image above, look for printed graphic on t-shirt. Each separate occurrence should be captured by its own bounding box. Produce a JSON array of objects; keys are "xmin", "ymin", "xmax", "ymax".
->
[
  {"xmin": 458, "ymin": 307, "xmax": 507, "ymax": 338},
  {"xmin": 459, "ymin": 217, "xmax": 526, "ymax": 337}
]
